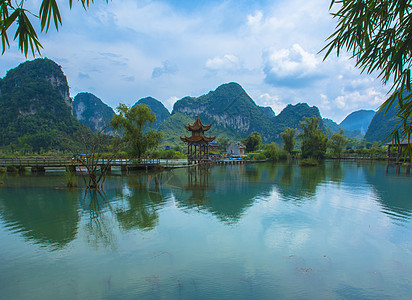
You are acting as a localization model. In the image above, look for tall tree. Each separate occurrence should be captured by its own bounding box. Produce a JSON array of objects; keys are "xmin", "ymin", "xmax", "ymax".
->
[
  {"xmin": 1, "ymin": 0, "xmax": 107, "ymax": 56},
  {"xmin": 299, "ymin": 117, "xmax": 328, "ymax": 160},
  {"xmin": 281, "ymin": 127, "xmax": 296, "ymax": 154},
  {"xmin": 322, "ymin": 0, "xmax": 411, "ymax": 157},
  {"xmin": 328, "ymin": 130, "xmax": 348, "ymax": 158},
  {"xmin": 242, "ymin": 132, "xmax": 262, "ymax": 152},
  {"xmin": 110, "ymin": 104, "xmax": 162, "ymax": 158}
]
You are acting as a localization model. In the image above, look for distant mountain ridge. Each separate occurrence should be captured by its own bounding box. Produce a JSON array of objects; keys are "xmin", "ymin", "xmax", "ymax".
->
[
  {"xmin": 340, "ymin": 109, "xmax": 375, "ymax": 134},
  {"xmin": 0, "ymin": 58, "xmax": 386, "ymax": 152},
  {"xmin": 172, "ymin": 82, "xmax": 276, "ymax": 141},
  {"xmin": 73, "ymin": 92, "xmax": 115, "ymax": 134},
  {"xmin": 134, "ymin": 97, "xmax": 170, "ymax": 129}
]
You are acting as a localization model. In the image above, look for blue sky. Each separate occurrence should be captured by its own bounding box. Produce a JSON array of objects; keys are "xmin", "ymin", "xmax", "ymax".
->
[{"xmin": 0, "ymin": 0, "xmax": 388, "ymax": 123}]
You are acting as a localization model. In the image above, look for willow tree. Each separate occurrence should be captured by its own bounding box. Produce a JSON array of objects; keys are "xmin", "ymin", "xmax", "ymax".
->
[
  {"xmin": 322, "ymin": 0, "xmax": 411, "ymax": 157},
  {"xmin": 110, "ymin": 104, "xmax": 162, "ymax": 158}
]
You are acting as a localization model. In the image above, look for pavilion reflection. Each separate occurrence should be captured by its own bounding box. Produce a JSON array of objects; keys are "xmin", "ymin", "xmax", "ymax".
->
[{"xmin": 172, "ymin": 164, "xmax": 273, "ymax": 224}]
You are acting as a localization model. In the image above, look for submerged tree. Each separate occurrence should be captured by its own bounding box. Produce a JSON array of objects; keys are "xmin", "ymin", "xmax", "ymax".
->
[
  {"xmin": 73, "ymin": 127, "xmax": 118, "ymax": 190},
  {"xmin": 281, "ymin": 127, "xmax": 297, "ymax": 154},
  {"xmin": 322, "ymin": 0, "xmax": 412, "ymax": 157},
  {"xmin": 110, "ymin": 104, "xmax": 162, "ymax": 158},
  {"xmin": 299, "ymin": 117, "xmax": 328, "ymax": 160}
]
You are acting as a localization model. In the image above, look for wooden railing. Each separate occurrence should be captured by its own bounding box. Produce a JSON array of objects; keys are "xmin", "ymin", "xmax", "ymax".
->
[{"xmin": 0, "ymin": 158, "xmax": 161, "ymax": 168}]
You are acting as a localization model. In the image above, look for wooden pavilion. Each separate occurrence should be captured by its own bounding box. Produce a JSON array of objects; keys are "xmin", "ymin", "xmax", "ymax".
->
[
  {"xmin": 180, "ymin": 116, "xmax": 216, "ymax": 164},
  {"xmin": 387, "ymin": 138, "xmax": 411, "ymax": 162}
]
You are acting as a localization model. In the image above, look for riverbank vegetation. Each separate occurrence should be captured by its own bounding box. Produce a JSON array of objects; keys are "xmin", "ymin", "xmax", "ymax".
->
[{"xmin": 0, "ymin": 114, "xmax": 389, "ymax": 164}]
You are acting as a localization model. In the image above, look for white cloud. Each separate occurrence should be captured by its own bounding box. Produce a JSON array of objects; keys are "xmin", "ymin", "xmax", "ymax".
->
[
  {"xmin": 0, "ymin": 0, "xmax": 389, "ymax": 123},
  {"xmin": 263, "ymin": 44, "xmax": 323, "ymax": 88},
  {"xmin": 205, "ymin": 54, "xmax": 241, "ymax": 72},
  {"xmin": 259, "ymin": 93, "xmax": 287, "ymax": 115}
]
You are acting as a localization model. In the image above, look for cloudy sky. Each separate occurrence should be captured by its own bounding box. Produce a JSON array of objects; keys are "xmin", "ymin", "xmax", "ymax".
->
[{"xmin": 1, "ymin": 0, "xmax": 388, "ymax": 123}]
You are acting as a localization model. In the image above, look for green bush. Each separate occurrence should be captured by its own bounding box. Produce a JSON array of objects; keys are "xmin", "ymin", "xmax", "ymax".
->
[
  {"xmin": 299, "ymin": 157, "xmax": 319, "ymax": 167},
  {"xmin": 150, "ymin": 150, "xmax": 186, "ymax": 159},
  {"xmin": 262, "ymin": 142, "xmax": 288, "ymax": 162}
]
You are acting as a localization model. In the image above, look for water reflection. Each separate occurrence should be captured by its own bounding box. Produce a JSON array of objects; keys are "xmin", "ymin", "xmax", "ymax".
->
[
  {"xmin": 363, "ymin": 163, "xmax": 412, "ymax": 222},
  {"xmin": 172, "ymin": 165, "xmax": 273, "ymax": 224},
  {"xmin": 0, "ymin": 187, "xmax": 80, "ymax": 250},
  {"xmin": 0, "ymin": 162, "xmax": 410, "ymax": 253},
  {"xmin": 115, "ymin": 172, "xmax": 168, "ymax": 231},
  {"xmin": 81, "ymin": 190, "xmax": 117, "ymax": 249},
  {"xmin": 273, "ymin": 162, "xmax": 335, "ymax": 203}
]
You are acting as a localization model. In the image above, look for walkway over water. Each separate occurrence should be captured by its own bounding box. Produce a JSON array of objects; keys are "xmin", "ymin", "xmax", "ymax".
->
[
  {"xmin": 0, "ymin": 157, "xmax": 256, "ymax": 173},
  {"xmin": 0, "ymin": 158, "xmax": 164, "ymax": 172}
]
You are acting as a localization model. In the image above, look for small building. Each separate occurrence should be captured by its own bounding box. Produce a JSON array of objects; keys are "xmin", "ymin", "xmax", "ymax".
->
[
  {"xmin": 387, "ymin": 139, "xmax": 411, "ymax": 162},
  {"xmin": 208, "ymin": 141, "xmax": 220, "ymax": 152},
  {"xmin": 180, "ymin": 116, "xmax": 216, "ymax": 164},
  {"xmin": 226, "ymin": 141, "xmax": 246, "ymax": 156}
]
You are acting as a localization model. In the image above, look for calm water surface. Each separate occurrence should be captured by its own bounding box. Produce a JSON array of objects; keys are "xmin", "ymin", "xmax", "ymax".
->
[{"xmin": 0, "ymin": 161, "xmax": 411, "ymax": 299}]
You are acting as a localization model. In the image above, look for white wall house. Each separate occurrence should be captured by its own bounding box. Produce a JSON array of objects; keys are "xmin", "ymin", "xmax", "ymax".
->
[{"xmin": 226, "ymin": 141, "xmax": 246, "ymax": 156}]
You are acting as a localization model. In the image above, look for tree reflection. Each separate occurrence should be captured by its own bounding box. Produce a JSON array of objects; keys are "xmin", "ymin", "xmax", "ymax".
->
[
  {"xmin": 114, "ymin": 172, "xmax": 167, "ymax": 231},
  {"xmin": 0, "ymin": 187, "xmax": 80, "ymax": 250},
  {"xmin": 274, "ymin": 163, "xmax": 328, "ymax": 203},
  {"xmin": 81, "ymin": 189, "xmax": 117, "ymax": 250}
]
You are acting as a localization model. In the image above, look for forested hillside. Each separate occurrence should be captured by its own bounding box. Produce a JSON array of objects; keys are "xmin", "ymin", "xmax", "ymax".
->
[{"xmin": 0, "ymin": 59, "xmax": 82, "ymax": 152}]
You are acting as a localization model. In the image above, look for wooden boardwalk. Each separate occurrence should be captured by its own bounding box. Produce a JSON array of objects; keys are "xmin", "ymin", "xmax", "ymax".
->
[{"xmin": 0, "ymin": 158, "xmax": 163, "ymax": 173}]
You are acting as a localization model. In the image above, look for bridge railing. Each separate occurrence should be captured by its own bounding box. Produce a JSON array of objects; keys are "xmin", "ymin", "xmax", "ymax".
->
[{"xmin": 0, "ymin": 157, "xmax": 162, "ymax": 168}]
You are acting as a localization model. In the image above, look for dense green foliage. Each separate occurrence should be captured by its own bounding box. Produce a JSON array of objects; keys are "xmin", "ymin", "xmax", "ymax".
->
[
  {"xmin": 323, "ymin": 0, "xmax": 411, "ymax": 150},
  {"xmin": 328, "ymin": 130, "xmax": 348, "ymax": 157},
  {"xmin": 111, "ymin": 104, "xmax": 162, "ymax": 158},
  {"xmin": 242, "ymin": 132, "xmax": 262, "ymax": 152},
  {"xmin": 262, "ymin": 142, "xmax": 288, "ymax": 162},
  {"xmin": 73, "ymin": 92, "xmax": 115, "ymax": 133},
  {"xmin": 299, "ymin": 117, "xmax": 328, "ymax": 160},
  {"xmin": 280, "ymin": 127, "xmax": 296, "ymax": 154},
  {"xmin": 135, "ymin": 97, "xmax": 171, "ymax": 129},
  {"xmin": 0, "ymin": 58, "xmax": 82, "ymax": 152}
]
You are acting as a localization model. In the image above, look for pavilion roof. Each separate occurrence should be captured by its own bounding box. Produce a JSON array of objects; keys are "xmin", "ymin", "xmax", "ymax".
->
[
  {"xmin": 180, "ymin": 135, "xmax": 216, "ymax": 143},
  {"xmin": 185, "ymin": 116, "xmax": 212, "ymax": 131}
]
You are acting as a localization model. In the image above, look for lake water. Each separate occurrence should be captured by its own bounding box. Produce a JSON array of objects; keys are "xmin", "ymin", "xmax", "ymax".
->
[{"xmin": 0, "ymin": 161, "xmax": 411, "ymax": 299}]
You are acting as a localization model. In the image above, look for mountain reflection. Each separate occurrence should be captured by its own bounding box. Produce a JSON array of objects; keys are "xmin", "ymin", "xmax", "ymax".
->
[
  {"xmin": 363, "ymin": 163, "xmax": 412, "ymax": 222},
  {"xmin": 171, "ymin": 164, "xmax": 274, "ymax": 224},
  {"xmin": 0, "ymin": 187, "xmax": 80, "ymax": 250}
]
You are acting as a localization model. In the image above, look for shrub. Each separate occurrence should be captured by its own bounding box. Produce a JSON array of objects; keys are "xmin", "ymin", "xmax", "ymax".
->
[{"xmin": 299, "ymin": 157, "xmax": 319, "ymax": 167}]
